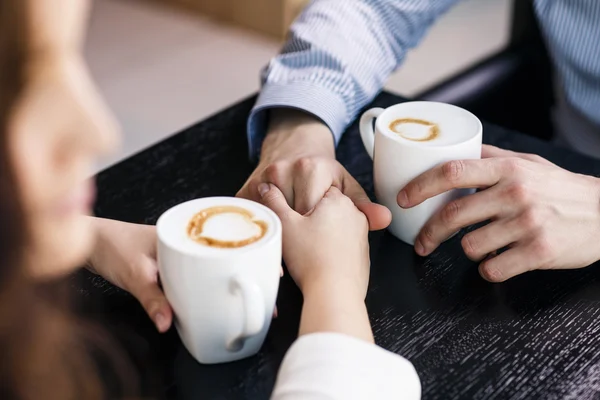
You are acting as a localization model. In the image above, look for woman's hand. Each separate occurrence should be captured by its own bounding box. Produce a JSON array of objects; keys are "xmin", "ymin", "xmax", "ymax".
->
[
  {"xmin": 259, "ymin": 183, "xmax": 370, "ymax": 296},
  {"xmin": 259, "ymin": 183, "xmax": 373, "ymax": 342},
  {"xmin": 87, "ymin": 217, "xmax": 172, "ymax": 332}
]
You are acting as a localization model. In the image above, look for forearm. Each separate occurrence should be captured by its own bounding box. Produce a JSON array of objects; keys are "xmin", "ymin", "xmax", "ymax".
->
[
  {"xmin": 259, "ymin": 109, "xmax": 335, "ymax": 162},
  {"xmin": 85, "ymin": 216, "xmax": 121, "ymax": 273},
  {"xmin": 85, "ymin": 217, "xmax": 134, "ymax": 272},
  {"xmin": 299, "ymin": 280, "xmax": 374, "ymax": 343}
]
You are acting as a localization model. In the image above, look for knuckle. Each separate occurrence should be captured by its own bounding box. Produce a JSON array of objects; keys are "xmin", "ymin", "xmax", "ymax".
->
[
  {"xmin": 441, "ymin": 200, "xmax": 462, "ymax": 225},
  {"xmin": 405, "ymin": 181, "xmax": 421, "ymax": 200},
  {"xmin": 420, "ymin": 224, "xmax": 435, "ymax": 244},
  {"xmin": 530, "ymin": 235, "xmax": 554, "ymax": 262},
  {"xmin": 294, "ymin": 157, "xmax": 316, "ymax": 173},
  {"xmin": 406, "ymin": 178, "xmax": 427, "ymax": 202},
  {"xmin": 525, "ymin": 153, "xmax": 545, "ymax": 164},
  {"xmin": 502, "ymin": 157, "xmax": 523, "ymax": 174},
  {"xmin": 505, "ymin": 182, "xmax": 530, "ymax": 205},
  {"xmin": 461, "ymin": 234, "xmax": 481, "ymax": 260},
  {"xmin": 442, "ymin": 160, "xmax": 465, "ymax": 183},
  {"xmin": 264, "ymin": 163, "xmax": 286, "ymax": 186},
  {"xmin": 519, "ymin": 208, "xmax": 544, "ymax": 231}
]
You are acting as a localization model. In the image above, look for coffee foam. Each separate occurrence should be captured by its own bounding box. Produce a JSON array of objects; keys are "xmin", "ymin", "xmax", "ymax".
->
[
  {"xmin": 390, "ymin": 118, "xmax": 439, "ymax": 142},
  {"xmin": 187, "ymin": 206, "xmax": 267, "ymax": 248},
  {"xmin": 157, "ymin": 198, "xmax": 278, "ymax": 256},
  {"xmin": 381, "ymin": 103, "xmax": 480, "ymax": 147}
]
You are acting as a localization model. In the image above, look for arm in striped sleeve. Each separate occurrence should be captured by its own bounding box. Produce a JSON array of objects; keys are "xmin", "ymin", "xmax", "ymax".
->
[{"xmin": 247, "ymin": 0, "xmax": 460, "ymax": 160}]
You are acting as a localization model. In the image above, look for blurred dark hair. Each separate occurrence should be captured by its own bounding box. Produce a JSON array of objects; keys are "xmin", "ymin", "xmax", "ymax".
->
[{"xmin": 0, "ymin": 2, "xmax": 136, "ymax": 399}]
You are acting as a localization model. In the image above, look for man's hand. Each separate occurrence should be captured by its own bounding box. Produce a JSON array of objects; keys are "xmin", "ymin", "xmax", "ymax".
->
[
  {"xmin": 87, "ymin": 217, "xmax": 172, "ymax": 332},
  {"xmin": 398, "ymin": 145, "xmax": 600, "ymax": 282},
  {"xmin": 238, "ymin": 109, "xmax": 391, "ymax": 230}
]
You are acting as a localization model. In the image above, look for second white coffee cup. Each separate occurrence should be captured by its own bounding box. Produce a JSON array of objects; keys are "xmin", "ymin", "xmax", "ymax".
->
[
  {"xmin": 360, "ymin": 101, "xmax": 482, "ymax": 245},
  {"xmin": 157, "ymin": 197, "xmax": 282, "ymax": 364}
]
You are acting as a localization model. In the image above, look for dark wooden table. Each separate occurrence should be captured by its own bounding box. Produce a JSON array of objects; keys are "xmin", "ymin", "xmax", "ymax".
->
[{"xmin": 81, "ymin": 92, "xmax": 600, "ymax": 399}]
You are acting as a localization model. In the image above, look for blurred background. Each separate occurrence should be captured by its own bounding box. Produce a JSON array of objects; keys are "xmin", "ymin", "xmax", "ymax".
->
[{"xmin": 86, "ymin": 0, "xmax": 512, "ymax": 171}]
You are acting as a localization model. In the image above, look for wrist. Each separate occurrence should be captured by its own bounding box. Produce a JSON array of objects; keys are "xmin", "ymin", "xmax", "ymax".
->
[
  {"xmin": 302, "ymin": 274, "xmax": 366, "ymax": 303},
  {"xmin": 84, "ymin": 216, "xmax": 102, "ymax": 273},
  {"xmin": 300, "ymin": 277, "xmax": 373, "ymax": 343},
  {"xmin": 260, "ymin": 109, "xmax": 335, "ymax": 163}
]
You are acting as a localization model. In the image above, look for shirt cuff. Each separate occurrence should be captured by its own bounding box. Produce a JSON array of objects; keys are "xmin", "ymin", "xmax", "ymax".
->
[
  {"xmin": 247, "ymin": 81, "xmax": 350, "ymax": 161},
  {"xmin": 272, "ymin": 333, "xmax": 422, "ymax": 400}
]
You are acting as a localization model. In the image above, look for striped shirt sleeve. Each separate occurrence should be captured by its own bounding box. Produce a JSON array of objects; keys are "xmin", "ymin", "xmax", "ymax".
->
[{"xmin": 247, "ymin": 0, "xmax": 461, "ymax": 160}]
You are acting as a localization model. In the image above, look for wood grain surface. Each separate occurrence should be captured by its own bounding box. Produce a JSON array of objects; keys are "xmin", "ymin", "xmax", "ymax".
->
[{"xmin": 82, "ymin": 92, "xmax": 600, "ymax": 399}]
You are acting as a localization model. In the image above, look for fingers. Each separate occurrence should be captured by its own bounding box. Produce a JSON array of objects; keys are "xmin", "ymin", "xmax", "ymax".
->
[
  {"xmin": 311, "ymin": 186, "xmax": 348, "ymax": 214},
  {"xmin": 415, "ymin": 187, "xmax": 507, "ymax": 256},
  {"xmin": 482, "ymin": 144, "xmax": 555, "ymax": 166},
  {"xmin": 292, "ymin": 158, "xmax": 334, "ymax": 215},
  {"xmin": 320, "ymin": 185, "xmax": 344, "ymax": 201},
  {"xmin": 459, "ymin": 217, "xmax": 523, "ymax": 261},
  {"xmin": 312, "ymin": 186, "xmax": 365, "ymax": 223},
  {"xmin": 237, "ymin": 162, "xmax": 295, "ymax": 206},
  {"xmin": 258, "ymin": 183, "xmax": 298, "ymax": 221},
  {"xmin": 398, "ymin": 159, "xmax": 503, "ymax": 208},
  {"xmin": 261, "ymin": 164, "xmax": 295, "ymax": 207},
  {"xmin": 245, "ymin": 159, "xmax": 390, "ymax": 231},
  {"xmin": 342, "ymin": 173, "xmax": 392, "ymax": 231},
  {"xmin": 478, "ymin": 230, "xmax": 558, "ymax": 282},
  {"xmin": 478, "ymin": 246, "xmax": 535, "ymax": 283},
  {"xmin": 127, "ymin": 258, "xmax": 173, "ymax": 333}
]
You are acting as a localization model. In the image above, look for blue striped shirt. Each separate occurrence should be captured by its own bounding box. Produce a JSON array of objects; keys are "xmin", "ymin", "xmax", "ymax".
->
[{"xmin": 247, "ymin": 0, "xmax": 600, "ymax": 159}]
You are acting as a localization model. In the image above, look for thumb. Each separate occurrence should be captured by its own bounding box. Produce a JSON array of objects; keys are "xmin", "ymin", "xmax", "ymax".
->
[
  {"xmin": 128, "ymin": 260, "xmax": 173, "ymax": 333},
  {"xmin": 258, "ymin": 183, "xmax": 297, "ymax": 221},
  {"xmin": 342, "ymin": 174, "xmax": 391, "ymax": 231}
]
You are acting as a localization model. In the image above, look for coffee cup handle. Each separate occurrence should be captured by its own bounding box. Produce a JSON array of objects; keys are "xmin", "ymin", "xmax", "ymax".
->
[
  {"xmin": 359, "ymin": 108, "xmax": 384, "ymax": 159},
  {"xmin": 228, "ymin": 275, "xmax": 265, "ymax": 351}
]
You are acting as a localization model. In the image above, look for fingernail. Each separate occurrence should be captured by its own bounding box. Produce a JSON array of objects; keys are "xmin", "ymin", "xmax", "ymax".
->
[
  {"xmin": 154, "ymin": 312, "xmax": 167, "ymax": 331},
  {"xmin": 414, "ymin": 239, "xmax": 425, "ymax": 255},
  {"xmin": 258, "ymin": 183, "xmax": 270, "ymax": 197},
  {"xmin": 273, "ymin": 306, "xmax": 278, "ymax": 319},
  {"xmin": 398, "ymin": 190, "xmax": 409, "ymax": 208}
]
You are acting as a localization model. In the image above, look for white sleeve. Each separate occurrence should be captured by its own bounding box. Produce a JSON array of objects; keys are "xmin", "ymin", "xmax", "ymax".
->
[{"xmin": 271, "ymin": 333, "xmax": 421, "ymax": 400}]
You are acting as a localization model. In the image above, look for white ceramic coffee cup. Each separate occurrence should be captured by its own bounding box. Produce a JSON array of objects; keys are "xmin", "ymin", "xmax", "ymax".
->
[
  {"xmin": 360, "ymin": 101, "xmax": 482, "ymax": 245},
  {"xmin": 156, "ymin": 197, "xmax": 282, "ymax": 364}
]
